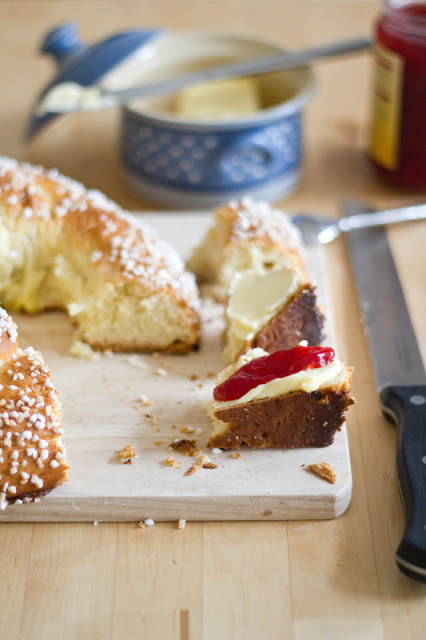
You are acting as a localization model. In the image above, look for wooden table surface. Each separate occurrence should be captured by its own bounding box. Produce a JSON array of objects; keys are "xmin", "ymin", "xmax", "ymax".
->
[{"xmin": 1, "ymin": 2, "xmax": 425, "ymax": 638}]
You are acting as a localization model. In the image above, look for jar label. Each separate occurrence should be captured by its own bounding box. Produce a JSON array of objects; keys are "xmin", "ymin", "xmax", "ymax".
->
[{"xmin": 369, "ymin": 43, "xmax": 404, "ymax": 170}]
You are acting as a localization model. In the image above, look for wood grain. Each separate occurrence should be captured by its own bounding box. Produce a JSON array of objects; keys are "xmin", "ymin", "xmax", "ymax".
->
[
  {"xmin": 0, "ymin": 1, "xmax": 425, "ymax": 638},
  {"xmin": 203, "ymin": 522, "xmax": 292, "ymax": 640},
  {"xmin": 112, "ymin": 522, "xmax": 203, "ymax": 639},
  {"xmin": 20, "ymin": 522, "xmax": 117, "ymax": 640},
  {"xmin": 0, "ymin": 524, "xmax": 33, "ymax": 639}
]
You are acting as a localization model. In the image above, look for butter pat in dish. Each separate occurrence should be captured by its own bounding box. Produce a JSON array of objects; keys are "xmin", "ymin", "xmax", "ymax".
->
[
  {"xmin": 207, "ymin": 346, "xmax": 354, "ymax": 449},
  {"xmin": 174, "ymin": 77, "xmax": 260, "ymax": 121},
  {"xmin": 119, "ymin": 31, "xmax": 314, "ymax": 208}
]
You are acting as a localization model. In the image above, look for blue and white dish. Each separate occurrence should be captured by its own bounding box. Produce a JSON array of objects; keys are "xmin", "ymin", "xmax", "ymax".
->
[
  {"xmin": 122, "ymin": 107, "xmax": 304, "ymax": 208},
  {"xmin": 119, "ymin": 31, "xmax": 314, "ymax": 208}
]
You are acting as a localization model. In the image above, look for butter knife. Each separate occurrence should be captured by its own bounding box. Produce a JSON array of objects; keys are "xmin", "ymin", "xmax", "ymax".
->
[
  {"xmin": 38, "ymin": 36, "xmax": 372, "ymax": 114},
  {"xmin": 343, "ymin": 198, "xmax": 426, "ymax": 583}
]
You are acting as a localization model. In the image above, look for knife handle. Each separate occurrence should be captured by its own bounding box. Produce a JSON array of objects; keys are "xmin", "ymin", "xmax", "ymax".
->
[{"xmin": 380, "ymin": 385, "xmax": 426, "ymax": 583}]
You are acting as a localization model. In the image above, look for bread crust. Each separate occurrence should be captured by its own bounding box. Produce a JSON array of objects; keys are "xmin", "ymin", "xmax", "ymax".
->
[
  {"xmin": 210, "ymin": 386, "xmax": 354, "ymax": 449},
  {"xmin": 84, "ymin": 338, "xmax": 199, "ymax": 355},
  {"xmin": 249, "ymin": 284, "xmax": 325, "ymax": 353}
]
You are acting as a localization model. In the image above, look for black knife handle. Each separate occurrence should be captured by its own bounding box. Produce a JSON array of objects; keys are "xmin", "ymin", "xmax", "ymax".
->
[{"xmin": 380, "ymin": 385, "xmax": 426, "ymax": 583}]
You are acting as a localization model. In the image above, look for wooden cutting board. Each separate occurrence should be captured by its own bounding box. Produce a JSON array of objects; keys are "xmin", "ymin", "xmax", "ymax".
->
[{"xmin": 0, "ymin": 212, "xmax": 351, "ymax": 522}]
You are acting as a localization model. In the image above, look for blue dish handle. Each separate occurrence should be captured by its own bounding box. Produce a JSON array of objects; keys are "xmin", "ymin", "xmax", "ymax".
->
[
  {"xmin": 217, "ymin": 136, "xmax": 289, "ymax": 183},
  {"xmin": 40, "ymin": 23, "xmax": 87, "ymax": 66}
]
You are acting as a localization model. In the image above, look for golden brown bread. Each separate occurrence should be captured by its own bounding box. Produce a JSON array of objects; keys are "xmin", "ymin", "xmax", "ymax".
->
[
  {"xmin": 0, "ymin": 156, "xmax": 200, "ymax": 353},
  {"xmin": 187, "ymin": 198, "xmax": 324, "ymax": 362},
  {"xmin": 187, "ymin": 197, "xmax": 306, "ymax": 301},
  {"xmin": 0, "ymin": 305, "xmax": 68, "ymax": 507}
]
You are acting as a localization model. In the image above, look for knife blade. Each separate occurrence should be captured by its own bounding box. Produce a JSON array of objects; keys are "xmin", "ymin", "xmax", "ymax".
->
[{"xmin": 342, "ymin": 198, "xmax": 426, "ymax": 583}]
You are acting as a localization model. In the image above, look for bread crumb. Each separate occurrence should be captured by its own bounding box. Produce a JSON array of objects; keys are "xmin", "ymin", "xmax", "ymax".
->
[
  {"xmin": 337, "ymin": 561, "xmax": 344, "ymax": 567},
  {"xmin": 184, "ymin": 459, "xmax": 202, "ymax": 476},
  {"xmin": 229, "ymin": 453, "xmax": 241, "ymax": 459},
  {"xmin": 138, "ymin": 393, "xmax": 152, "ymax": 407},
  {"xmin": 144, "ymin": 518, "xmax": 155, "ymax": 527},
  {"xmin": 170, "ymin": 439, "xmax": 200, "ymax": 457},
  {"xmin": 177, "ymin": 518, "xmax": 186, "ymax": 529},
  {"xmin": 263, "ymin": 509, "xmax": 272, "ymax": 516},
  {"xmin": 154, "ymin": 441, "xmax": 163, "ymax": 446},
  {"xmin": 195, "ymin": 427, "xmax": 203, "ymax": 435},
  {"xmin": 70, "ymin": 340, "xmax": 99, "ymax": 361},
  {"xmin": 156, "ymin": 367, "xmax": 168, "ymax": 377},
  {"xmin": 153, "ymin": 427, "xmax": 160, "ymax": 433},
  {"xmin": 181, "ymin": 425, "xmax": 194, "ymax": 434},
  {"xmin": 306, "ymin": 461, "xmax": 336, "ymax": 484},
  {"xmin": 207, "ymin": 371, "xmax": 216, "ymax": 378},
  {"xmin": 165, "ymin": 456, "xmax": 176, "ymax": 467},
  {"xmin": 184, "ymin": 454, "xmax": 217, "ymax": 475},
  {"xmin": 211, "ymin": 447, "xmax": 223, "ymax": 454},
  {"xmin": 116, "ymin": 444, "xmax": 138, "ymax": 464},
  {"xmin": 127, "ymin": 355, "xmax": 148, "ymax": 369},
  {"xmin": 189, "ymin": 374, "xmax": 198, "ymax": 381},
  {"xmin": 93, "ymin": 520, "xmax": 98, "ymax": 526}
]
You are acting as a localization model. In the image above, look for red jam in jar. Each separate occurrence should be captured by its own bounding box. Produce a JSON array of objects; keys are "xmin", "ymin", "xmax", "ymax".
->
[
  {"xmin": 369, "ymin": 1, "xmax": 426, "ymax": 188},
  {"xmin": 213, "ymin": 346, "xmax": 335, "ymax": 402}
]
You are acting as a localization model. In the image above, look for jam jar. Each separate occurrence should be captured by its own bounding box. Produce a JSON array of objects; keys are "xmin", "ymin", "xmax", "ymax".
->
[{"xmin": 369, "ymin": 1, "xmax": 426, "ymax": 189}]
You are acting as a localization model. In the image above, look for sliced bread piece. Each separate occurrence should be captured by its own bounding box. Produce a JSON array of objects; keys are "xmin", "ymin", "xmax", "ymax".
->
[
  {"xmin": 208, "ymin": 347, "xmax": 354, "ymax": 449},
  {"xmin": 187, "ymin": 197, "xmax": 305, "ymax": 301}
]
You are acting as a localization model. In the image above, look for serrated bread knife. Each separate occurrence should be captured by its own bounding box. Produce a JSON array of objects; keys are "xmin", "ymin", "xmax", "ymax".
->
[{"xmin": 343, "ymin": 199, "xmax": 426, "ymax": 583}]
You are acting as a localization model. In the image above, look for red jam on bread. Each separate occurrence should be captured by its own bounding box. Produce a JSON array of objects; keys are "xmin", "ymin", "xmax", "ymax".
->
[{"xmin": 213, "ymin": 346, "xmax": 335, "ymax": 402}]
